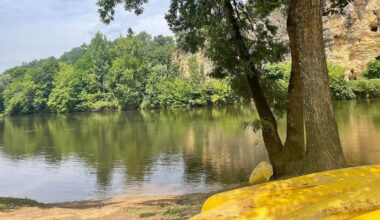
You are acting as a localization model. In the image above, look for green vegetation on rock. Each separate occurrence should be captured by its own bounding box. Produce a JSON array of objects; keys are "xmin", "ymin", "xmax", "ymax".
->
[
  {"xmin": 364, "ymin": 60, "xmax": 380, "ymax": 79},
  {"xmin": 263, "ymin": 61, "xmax": 380, "ymax": 101}
]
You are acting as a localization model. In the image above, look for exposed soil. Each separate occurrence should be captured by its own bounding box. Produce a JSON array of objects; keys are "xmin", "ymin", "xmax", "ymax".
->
[{"xmin": 0, "ymin": 193, "xmax": 211, "ymax": 220}]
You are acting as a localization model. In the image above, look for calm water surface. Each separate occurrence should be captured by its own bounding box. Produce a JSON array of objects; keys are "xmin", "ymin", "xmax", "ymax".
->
[{"xmin": 0, "ymin": 100, "xmax": 379, "ymax": 203}]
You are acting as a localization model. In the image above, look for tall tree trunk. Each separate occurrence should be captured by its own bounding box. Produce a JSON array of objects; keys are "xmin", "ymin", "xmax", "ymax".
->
[
  {"xmin": 221, "ymin": 0, "xmax": 284, "ymax": 175},
  {"xmin": 282, "ymin": 0, "xmax": 306, "ymax": 176},
  {"xmin": 290, "ymin": 0, "xmax": 346, "ymax": 173}
]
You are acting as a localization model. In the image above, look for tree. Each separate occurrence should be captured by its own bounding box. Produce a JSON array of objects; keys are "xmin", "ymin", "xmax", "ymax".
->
[
  {"xmin": 31, "ymin": 57, "xmax": 60, "ymax": 112},
  {"xmin": 60, "ymin": 44, "xmax": 89, "ymax": 64},
  {"xmin": 364, "ymin": 60, "xmax": 380, "ymax": 79},
  {"xmin": 188, "ymin": 55, "xmax": 204, "ymax": 84},
  {"xmin": 90, "ymin": 32, "xmax": 112, "ymax": 93},
  {"xmin": 97, "ymin": 0, "xmax": 290, "ymax": 176},
  {"xmin": 108, "ymin": 56, "xmax": 148, "ymax": 108},
  {"xmin": 48, "ymin": 63, "xmax": 81, "ymax": 112},
  {"xmin": 0, "ymin": 29, "xmax": 234, "ymax": 114},
  {"xmin": 287, "ymin": 0, "xmax": 350, "ymax": 172},
  {"xmin": 96, "ymin": 0, "xmax": 351, "ymax": 177},
  {"xmin": 1, "ymin": 58, "xmax": 59, "ymax": 115},
  {"xmin": 3, "ymin": 76, "xmax": 37, "ymax": 115}
]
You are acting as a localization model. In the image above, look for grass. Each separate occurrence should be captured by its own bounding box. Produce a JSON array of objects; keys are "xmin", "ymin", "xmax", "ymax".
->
[
  {"xmin": 163, "ymin": 205, "xmax": 188, "ymax": 217},
  {"xmin": 125, "ymin": 206, "xmax": 159, "ymax": 218},
  {"xmin": 0, "ymin": 197, "xmax": 41, "ymax": 210},
  {"xmin": 125, "ymin": 199, "xmax": 201, "ymax": 219},
  {"xmin": 125, "ymin": 204, "xmax": 194, "ymax": 219}
]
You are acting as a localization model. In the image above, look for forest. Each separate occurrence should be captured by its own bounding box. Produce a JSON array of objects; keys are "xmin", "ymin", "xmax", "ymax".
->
[
  {"xmin": 0, "ymin": 31, "xmax": 238, "ymax": 115},
  {"xmin": 1, "ymin": 28, "xmax": 379, "ymax": 116}
]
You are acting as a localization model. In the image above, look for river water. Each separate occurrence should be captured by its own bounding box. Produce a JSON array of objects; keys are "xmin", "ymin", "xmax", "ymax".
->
[{"xmin": 0, "ymin": 100, "xmax": 379, "ymax": 203}]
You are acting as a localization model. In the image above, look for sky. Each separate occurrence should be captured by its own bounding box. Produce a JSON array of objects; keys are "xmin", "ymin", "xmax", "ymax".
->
[{"xmin": 0, "ymin": 0, "xmax": 172, "ymax": 73}]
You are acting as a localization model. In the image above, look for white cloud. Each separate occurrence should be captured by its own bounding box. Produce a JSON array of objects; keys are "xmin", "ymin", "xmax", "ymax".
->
[{"xmin": 0, "ymin": 0, "xmax": 172, "ymax": 72}]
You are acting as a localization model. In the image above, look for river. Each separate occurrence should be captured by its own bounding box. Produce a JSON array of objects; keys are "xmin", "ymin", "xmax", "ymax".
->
[{"xmin": 0, "ymin": 100, "xmax": 379, "ymax": 203}]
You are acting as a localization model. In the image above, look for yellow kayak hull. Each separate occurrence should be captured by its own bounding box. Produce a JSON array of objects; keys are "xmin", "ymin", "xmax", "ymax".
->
[{"xmin": 192, "ymin": 165, "xmax": 380, "ymax": 220}]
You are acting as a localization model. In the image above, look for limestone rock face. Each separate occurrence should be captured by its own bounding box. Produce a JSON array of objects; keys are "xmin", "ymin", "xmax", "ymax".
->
[
  {"xmin": 173, "ymin": 51, "xmax": 213, "ymax": 79},
  {"xmin": 175, "ymin": 0, "xmax": 380, "ymax": 77},
  {"xmin": 271, "ymin": 0, "xmax": 380, "ymax": 75},
  {"xmin": 324, "ymin": 0, "xmax": 380, "ymax": 75}
]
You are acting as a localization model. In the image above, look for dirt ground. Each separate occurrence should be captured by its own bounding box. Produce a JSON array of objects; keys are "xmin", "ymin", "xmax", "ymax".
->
[{"xmin": 0, "ymin": 193, "xmax": 211, "ymax": 220}]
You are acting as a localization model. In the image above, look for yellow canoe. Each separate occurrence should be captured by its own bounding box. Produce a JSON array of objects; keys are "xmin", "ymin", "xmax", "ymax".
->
[{"xmin": 191, "ymin": 165, "xmax": 380, "ymax": 220}]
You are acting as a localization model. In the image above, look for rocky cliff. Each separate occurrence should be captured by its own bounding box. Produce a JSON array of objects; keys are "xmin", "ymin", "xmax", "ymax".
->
[
  {"xmin": 324, "ymin": 0, "xmax": 380, "ymax": 75},
  {"xmin": 177, "ymin": 0, "xmax": 380, "ymax": 77}
]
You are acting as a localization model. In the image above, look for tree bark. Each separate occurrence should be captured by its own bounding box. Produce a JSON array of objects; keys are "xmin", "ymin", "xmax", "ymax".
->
[
  {"xmin": 221, "ymin": 0, "xmax": 284, "ymax": 175},
  {"xmin": 290, "ymin": 0, "xmax": 346, "ymax": 173},
  {"xmin": 222, "ymin": 0, "xmax": 346, "ymax": 177},
  {"xmin": 281, "ymin": 0, "xmax": 306, "ymax": 176}
]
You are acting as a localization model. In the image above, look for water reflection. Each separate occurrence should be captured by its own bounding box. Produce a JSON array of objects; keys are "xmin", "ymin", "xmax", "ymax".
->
[
  {"xmin": 335, "ymin": 100, "xmax": 380, "ymax": 165},
  {"xmin": 0, "ymin": 104, "xmax": 267, "ymax": 202},
  {"xmin": 1, "ymin": 101, "xmax": 380, "ymax": 203}
]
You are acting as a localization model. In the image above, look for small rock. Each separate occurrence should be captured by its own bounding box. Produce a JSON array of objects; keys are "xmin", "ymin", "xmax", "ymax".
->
[{"xmin": 249, "ymin": 161, "xmax": 273, "ymax": 185}]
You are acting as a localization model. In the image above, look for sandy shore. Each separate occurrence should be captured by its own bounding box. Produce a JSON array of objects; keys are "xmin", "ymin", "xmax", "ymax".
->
[{"xmin": 0, "ymin": 193, "xmax": 211, "ymax": 220}]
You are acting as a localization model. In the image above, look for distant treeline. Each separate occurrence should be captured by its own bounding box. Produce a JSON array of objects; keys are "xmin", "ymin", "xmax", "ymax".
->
[
  {"xmin": 2, "ymin": 30, "xmax": 379, "ymax": 116},
  {"xmin": 0, "ymin": 31, "xmax": 238, "ymax": 115}
]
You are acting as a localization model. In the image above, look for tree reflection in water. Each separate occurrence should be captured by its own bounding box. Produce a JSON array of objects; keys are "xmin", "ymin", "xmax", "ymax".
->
[{"xmin": 1, "ymin": 101, "xmax": 380, "ymax": 202}]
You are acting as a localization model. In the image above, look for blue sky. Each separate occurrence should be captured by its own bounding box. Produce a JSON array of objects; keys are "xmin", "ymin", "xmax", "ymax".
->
[{"xmin": 0, "ymin": 0, "xmax": 172, "ymax": 72}]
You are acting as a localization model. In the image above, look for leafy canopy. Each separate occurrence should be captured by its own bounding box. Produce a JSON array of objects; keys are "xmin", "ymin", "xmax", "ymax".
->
[{"xmin": 0, "ymin": 30, "xmax": 239, "ymax": 115}]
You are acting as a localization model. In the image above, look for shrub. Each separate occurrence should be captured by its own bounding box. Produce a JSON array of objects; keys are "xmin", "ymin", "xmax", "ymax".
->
[
  {"xmin": 77, "ymin": 92, "xmax": 119, "ymax": 111},
  {"xmin": 264, "ymin": 62, "xmax": 291, "ymax": 80},
  {"xmin": 207, "ymin": 79, "xmax": 236, "ymax": 105},
  {"xmin": 141, "ymin": 75, "xmax": 237, "ymax": 109},
  {"xmin": 364, "ymin": 60, "xmax": 380, "ymax": 79},
  {"xmin": 327, "ymin": 63, "xmax": 356, "ymax": 100},
  {"xmin": 349, "ymin": 79, "xmax": 380, "ymax": 99},
  {"xmin": 264, "ymin": 62, "xmax": 356, "ymax": 100},
  {"xmin": 264, "ymin": 63, "xmax": 285, "ymax": 80}
]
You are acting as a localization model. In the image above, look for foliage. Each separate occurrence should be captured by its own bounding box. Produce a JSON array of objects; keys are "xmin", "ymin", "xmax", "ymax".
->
[
  {"xmin": 0, "ymin": 198, "xmax": 40, "ymax": 210},
  {"xmin": 327, "ymin": 63, "xmax": 356, "ymax": 100},
  {"xmin": 261, "ymin": 62, "xmax": 357, "ymax": 101},
  {"xmin": 188, "ymin": 55, "xmax": 204, "ymax": 84},
  {"xmin": 263, "ymin": 63, "xmax": 287, "ymax": 80},
  {"xmin": 349, "ymin": 79, "xmax": 380, "ymax": 99},
  {"xmin": 98, "ymin": 0, "xmax": 287, "ymax": 79},
  {"xmin": 48, "ymin": 63, "xmax": 82, "ymax": 112},
  {"xmin": 364, "ymin": 60, "xmax": 380, "ymax": 79},
  {"xmin": 60, "ymin": 44, "xmax": 88, "ymax": 64},
  {"xmin": 108, "ymin": 56, "xmax": 148, "ymax": 109},
  {"xmin": 2, "ymin": 77, "xmax": 36, "ymax": 115},
  {"xmin": 0, "ymin": 31, "xmax": 239, "ymax": 115},
  {"xmin": 323, "ymin": 0, "xmax": 354, "ymax": 15},
  {"xmin": 90, "ymin": 32, "xmax": 112, "ymax": 93},
  {"xmin": 96, "ymin": 0, "xmax": 353, "ymax": 78},
  {"xmin": 141, "ymin": 75, "xmax": 237, "ymax": 109},
  {"xmin": 1, "ymin": 58, "xmax": 59, "ymax": 115}
]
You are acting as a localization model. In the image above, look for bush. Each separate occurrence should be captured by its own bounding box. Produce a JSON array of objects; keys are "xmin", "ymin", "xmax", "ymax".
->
[
  {"xmin": 264, "ymin": 62, "xmax": 356, "ymax": 100},
  {"xmin": 77, "ymin": 92, "xmax": 119, "ymax": 111},
  {"xmin": 327, "ymin": 63, "xmax": 356, "ymax": 100},
  {"xmin": 207, "ymin": 79, "xmax": 236, "ymax": 105},
  {"xmin": 264, "ymin": 62, "xmax": 291, "ymax": 80},
  {"xmin": 141, "ymin": 76, "xmax": 237, "ymax": 109},
  {"xmin": 349, "ymin": 79, "xmax": 380, "ymax": 99},
  {"xmin": 364, "ymin": 60, "xmax": 380, "ymax": 79}
]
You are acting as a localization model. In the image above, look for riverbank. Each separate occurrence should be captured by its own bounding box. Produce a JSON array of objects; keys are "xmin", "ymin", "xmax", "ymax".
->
[{"xmin": 0, "ymin": 193, "xmax": 211, "ymax": 220}]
